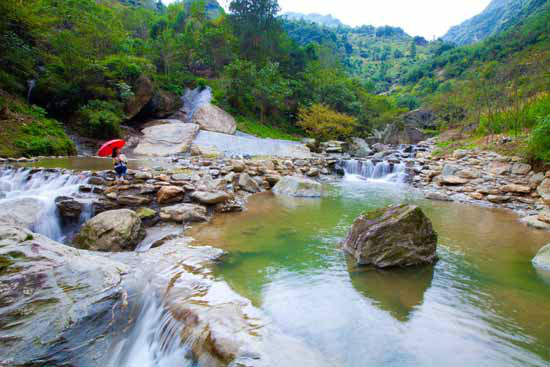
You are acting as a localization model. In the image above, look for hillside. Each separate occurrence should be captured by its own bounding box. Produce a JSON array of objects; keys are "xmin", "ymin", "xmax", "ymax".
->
[
  {"xmin": 283, "ymin": 20, "xmax": 431, "ymax": 94},
  {"xmin": 442, "ymin": 0, "xmax": 549, "ymax": 45},
  {"xmin": 283, "ymin": 12, "xmax": 345, "ymax": 27}
]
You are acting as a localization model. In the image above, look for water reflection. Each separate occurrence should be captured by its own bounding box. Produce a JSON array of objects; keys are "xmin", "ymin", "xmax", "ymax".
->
[
  {"xmin": 189, "ymin": 180, "xmax": 550, "ymax": 367},
  {"xmin": 347, "ymin": 258, "xmax": 435, "ymax": 322}
]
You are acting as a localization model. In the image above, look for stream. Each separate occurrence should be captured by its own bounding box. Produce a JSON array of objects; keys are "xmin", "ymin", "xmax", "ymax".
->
[
  {"xmin": 189, "ymin": 177, "xmax": 550, "ymax": 367},
  {"xmin": 0, "ymin": 161, "xmax": 549, "ymax": 366}
]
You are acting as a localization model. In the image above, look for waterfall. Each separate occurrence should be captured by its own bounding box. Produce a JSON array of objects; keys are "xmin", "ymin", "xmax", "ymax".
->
[
  {"xmin": 106, "ymin": 284, "xmax": 193, "ymax": 367},
  {"xmin": 181, "ymin": 87, "xmax": 212, "ymax": 122},
  {"xmin": 0, "ymin": 167, "xmax": 91, "ymax": 242},
  {"xmin": 27, "ymin": 79, "xmax": 36, "ymax": 103},
  {"xmin": 340, "ymin": 159, "xmax": 408, "ymax": 183}
]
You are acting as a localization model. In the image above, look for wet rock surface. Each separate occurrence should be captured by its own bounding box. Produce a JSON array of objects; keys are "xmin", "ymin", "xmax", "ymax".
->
[
  {"xmin": 272, "ymin": 176, "xmax": 322, "ymax": 198},
  {"xmin": 74, "ymin": 209, "xmax": 145, "ymax": 252},
  {"xmin": 343, "ymin": 204, "xmax": 438, "ymax": 268}
]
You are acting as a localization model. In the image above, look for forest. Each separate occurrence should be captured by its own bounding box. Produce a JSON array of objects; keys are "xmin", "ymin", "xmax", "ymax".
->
[{"xmin": 1, "ymin": 0, "xmax": 549, "ymax": 163}]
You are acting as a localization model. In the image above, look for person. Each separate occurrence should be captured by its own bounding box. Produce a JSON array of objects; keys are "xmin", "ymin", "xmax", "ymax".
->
[{"xmin": 112, "ymin": 147, "xmax": 128, "ymax": 183}]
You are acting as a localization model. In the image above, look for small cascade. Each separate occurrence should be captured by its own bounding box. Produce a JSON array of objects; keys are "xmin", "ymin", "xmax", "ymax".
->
[
  {"xmin": 181, "ymin": 87, "xmax": 212, "ymax": 123},
  {"xmin": 106, "ymin": 285, "xmax": 193, "ymax": 367},
  {"xmin": 27, "ymin": 79, "xmax": 36, "ymax": 103},
  {"xmin": 340, "ymin": 159, "xmax": 408, "ymax": 183},
  {"xmin": 0, "ymin": 167, "xmax": 90, "ymax": 242}
]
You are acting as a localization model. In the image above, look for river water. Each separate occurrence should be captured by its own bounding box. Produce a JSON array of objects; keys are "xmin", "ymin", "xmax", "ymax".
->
[{"xmin": 189, "ymin": 178, "xmax": 550, "ymax": 367}]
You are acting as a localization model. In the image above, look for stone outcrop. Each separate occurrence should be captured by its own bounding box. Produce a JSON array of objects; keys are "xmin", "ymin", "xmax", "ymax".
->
[
  {"xmin": 145, "ymin": 90, "xmax": 182, "ymax": 118},
  {"xmin": 0, "ymin": 225, "xmax": 130, "ymax": 367},
  {"xmin": 272, "ymin": 176, "xmax": 322, "ymax": 198},
  {"xmin": 134, "ymin": 121, "xmax": 199, "ymax": 156},
  {"xmin": 0, "ymin": 197, "xmax": 45, "ymax": 229},
  {"xmin": 55, "ymin": 196, "xmax": 83, "ymax": 222},
  {"xmin": 343, "ymin": 204, "xmax": 438, "ymax": 268},
  {"xmin": 532, "ymin": 244, "xmax": 550, "ymax": 270},
  {"xmin": 74, "ymin": 209, "xmax": 145, "ymax": 252},
  {"xmin": 124, "ymin": 74, "xmax": 154, "ymax": 119},
  {"xmin": 191, "ymin": 104, "xmax": 237, "ymax": 135}
]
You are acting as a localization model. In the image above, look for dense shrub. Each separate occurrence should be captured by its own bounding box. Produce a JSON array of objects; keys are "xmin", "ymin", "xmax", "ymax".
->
[
  {"xmin": 297, "ymin": 104, "xmax": 357, "ymax": 141},
  {"xmin": 77, "ymin": 100, "xmax": 122, "ymax": 139},
  {"xmin": 528, "ymin": 115, "xmax": 550, "ymax": 163}
]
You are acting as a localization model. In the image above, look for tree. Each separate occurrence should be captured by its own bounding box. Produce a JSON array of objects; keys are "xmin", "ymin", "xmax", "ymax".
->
[
  {"xmin": 409, "ymin": 40, "xmax": 417, "ymax": 59},
  {"xmin": 229, "ymin": 0, "xmax": 282, "ymax": 63},
  {"xmin": 297, "ymin": 104, "xmax": 358, "ymax": 141}
]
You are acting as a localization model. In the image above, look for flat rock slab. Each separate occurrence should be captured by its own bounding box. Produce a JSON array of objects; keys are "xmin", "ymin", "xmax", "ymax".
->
[
  {"xmin": 134, "ymin": 121, "xmax": 199, "ymax": 156},
  {"xmin": 193, "ymin": 130, "xmax": 312, "ymax": 158}
]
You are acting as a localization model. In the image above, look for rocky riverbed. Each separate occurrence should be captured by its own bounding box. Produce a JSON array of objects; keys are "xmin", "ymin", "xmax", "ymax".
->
[{"xmin": 1, "ymin": 134, "xmax": 550, "ymax": 366}]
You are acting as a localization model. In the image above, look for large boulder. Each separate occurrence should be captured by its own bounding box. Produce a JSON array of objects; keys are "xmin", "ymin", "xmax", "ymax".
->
[
  {"xmin": 191, "ymin": 104, "xmax": 237, "ymax": 135},
  {"xmin": 124, "ymin": 74, "xmax": 154, "ymax": 119},
  {"xmin": 74, "ymin": 209, "xmax": 145, "ymax": 252},
  {"xmin": 272, "ymin": 176, "xmax": 322, "ymax": 198},
  {"xmin": 343, "ymin": 204, "xmax": 438, "ymax": 268},
  {"xmin": 159, "ymin": 203, "xmax": 208, "ymax": 223},
  {"xmin": 134, "ymin": 121, "xmax": 200, "ymax": 156},
  {"xmin": 145, "ymin": 90, "xmax": 182, "ymax": 118},
  {"xmin": 0, "ymin": 225, "xmax": 129, "ymax": 367},
  {"xmin": 532, "ymin": 244, "xmax": 550, "ymax": 270},
  {"xmin": 402, "ymin": 108, "xmax": 436, "ymax": 129},
  {"xmin": 0, "ymin": 197, "xmax": 45, "ymax": 228}
]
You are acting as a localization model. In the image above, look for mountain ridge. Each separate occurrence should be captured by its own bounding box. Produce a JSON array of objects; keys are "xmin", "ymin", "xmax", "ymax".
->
[{"xmin": 442, "ymin": 0, "xmax": 549, "ymax": 45}]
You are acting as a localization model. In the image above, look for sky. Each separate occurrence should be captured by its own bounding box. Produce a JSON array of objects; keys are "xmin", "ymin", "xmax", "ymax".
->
[{"xmin": 166, "ymin": 0, "xmax": 493, "ymax": 39}]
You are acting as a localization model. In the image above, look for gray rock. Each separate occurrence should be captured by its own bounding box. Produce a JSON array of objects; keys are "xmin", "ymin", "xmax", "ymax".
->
[
  {"xmin": 191, "ymin": 191, "xmax": 230, "ymax": 205},
  {"xmin": 156, "ymin": 185, "xmax": 185, "ymax": 204},
  {"xmin": 343, "ymin": 204, "xmax": 438, "ymax": 268},
  {"xmin": 0, "ymin": 225, "xmax": 129, "ymax": 367},
  {"xmin": 425, "ymin": 192, "xmax": 451, "ymax": 201},
  {"xmin": 532, "ymin": 244, "xmax": 550, "ymax": 270},
  {"xmin": 159, "ymin": 203, "xmax": 208, "ymax": 223},
  {"xmin": 74, "ymin": 209, "xmax": 145, "ymax": 252},
  {"xmin": 537, "ymin": 178, "xmax": 550, "ymax": 204},
  {"xmin": 349, "ymin": 137, "xmax": 372, "ymax": 157},
  {"xmin": 511, "ymin": 163, "xmax": 532, "ymax": 175},
  {"xmin": 522, "ymin": 215, "xmax": 550, "ymax": 230},
  {"xmin": 191, "ymin": 103, "xmax": 237, "ymax": 135},
  {"xmin": 55, "ymin": 196, "xmax": 83, "ymax": 222},
  {"xmin": 272, "ymin": 176, "xmax": 322, "ymax": 198},
  {"xmin": 442, "ymin": 164, "xmax": 461, "ymax": 177},
  {"xmin": 238, "ymin": 173, "xmax": 261, "ymax": 193},
  {"xmin": 0, "ymin": 197, "xmax": 45, "ymax": 229},
  {"xmin": 134, "ymin": 122, "xmax": 200, "ymax": 156},
  {"xmin": 124, "ymin": 74, "xmax": 153, "ymax": 119}
]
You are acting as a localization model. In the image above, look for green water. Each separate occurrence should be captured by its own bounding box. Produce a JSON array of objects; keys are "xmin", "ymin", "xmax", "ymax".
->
[
  {"xmin": 13, "ymin": 156, "xmax": 175, "ymax": 171},
  {"xmin": 190, "ymin": 179, "xmax": 550, "ymax": 367}
]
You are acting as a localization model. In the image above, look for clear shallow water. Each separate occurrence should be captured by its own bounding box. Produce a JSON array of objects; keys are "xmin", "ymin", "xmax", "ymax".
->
[
  {"xmin": 12, "ymin": 156, "xmax": 176, "ymax": 171},
  {"xmin": 189, "ymin": 179, "xmax": 550, "ymax": 367}
]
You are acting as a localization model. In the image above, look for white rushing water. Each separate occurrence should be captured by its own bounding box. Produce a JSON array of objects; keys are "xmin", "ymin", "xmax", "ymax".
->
[
  {"xmin": 107, "ymin": 285, "xmax": 192, "ymax": 367},
  {"xmin": 0, "ymin": 167, "xmax": 91, "ymax": 242},
  {"xmin": 181, "ymin": 87, "xmax": 212, "ymax": 122},
  {"xmin": 341, "ymin": 159, "xmax": 408, "ymax": 183}
]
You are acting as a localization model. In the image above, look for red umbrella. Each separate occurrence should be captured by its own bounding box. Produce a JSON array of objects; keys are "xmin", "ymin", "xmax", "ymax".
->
[{"xmin": 97, "ymin": 139, "xmax": 126, "ymax": 157}]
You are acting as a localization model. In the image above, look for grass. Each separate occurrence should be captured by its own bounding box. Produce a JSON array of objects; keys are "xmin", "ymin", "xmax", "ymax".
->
[
  {"xmin": 235, "ymin": 116, "xmax": 302, "ymax": 141},
  {"xmin": 0, "ymin": 91, "xmax": 76, "ymax": 157}
]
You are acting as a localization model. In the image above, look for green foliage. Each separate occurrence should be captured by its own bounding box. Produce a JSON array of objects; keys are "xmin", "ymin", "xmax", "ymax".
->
[
  {"xmin": 77, "ymin": 100, "xmax": 122, "ymax": 139},
  {"xmin": 528, "ymin": 115, "xmax": 550, "ymax": 163},
  {"xmin": 297, "ymin": 104, "xmax": 358, "ymax": 141},
  {"xmin": 236, "ymin": 116, "xmax": 300, "ymax": 140}
]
